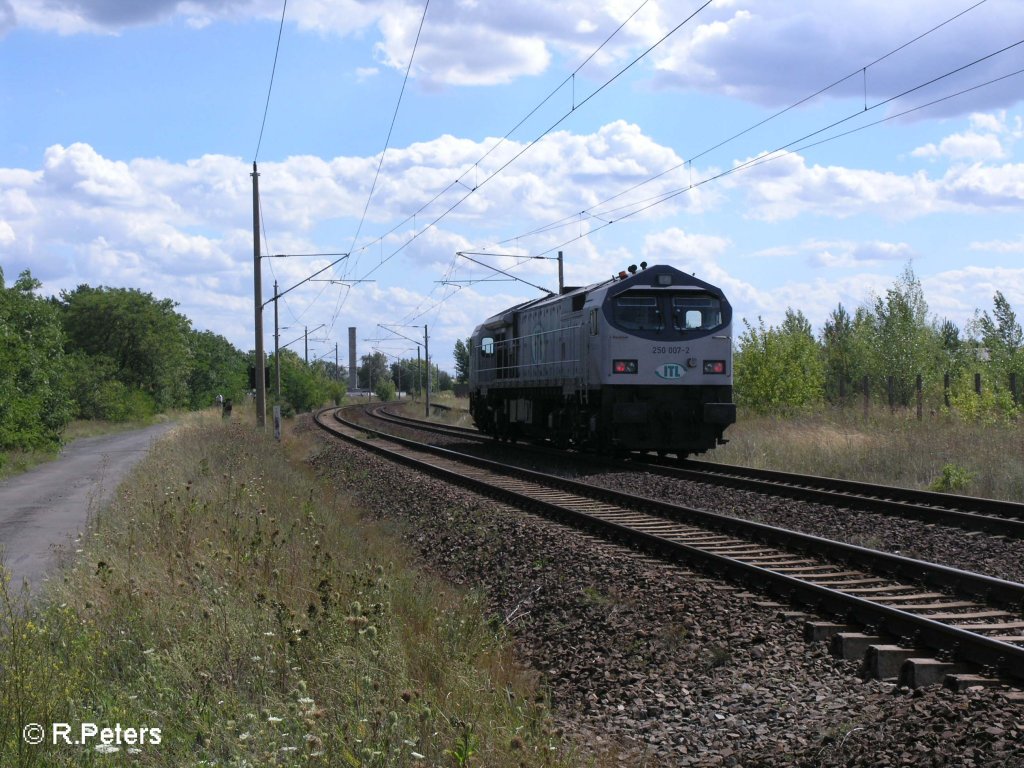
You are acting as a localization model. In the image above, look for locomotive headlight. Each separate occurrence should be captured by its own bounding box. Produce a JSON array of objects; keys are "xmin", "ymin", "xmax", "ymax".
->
[
  {"xmin": 703, "ymin": 360, "xmax": 726, "ymax": 374},
  {"xmin": 613, "ymin": 359, "xmax": 638, "ymax": 374}
]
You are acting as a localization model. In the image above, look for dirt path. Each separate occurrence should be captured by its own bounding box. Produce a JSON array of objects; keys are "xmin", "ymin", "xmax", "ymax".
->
[{"xmin": 0, "ymin": 423, "xmax": 176, "ymax": 590}]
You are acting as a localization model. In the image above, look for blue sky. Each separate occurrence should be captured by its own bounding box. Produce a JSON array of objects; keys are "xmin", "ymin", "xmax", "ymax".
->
[{"xmin": 2, "ymin": 0, "xmax": 1024, "ymax": 373}]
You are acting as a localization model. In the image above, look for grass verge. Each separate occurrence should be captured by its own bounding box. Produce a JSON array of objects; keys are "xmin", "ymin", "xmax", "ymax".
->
[
  {"xmin": 711, "ymin": 409, "xmax": 1024, "ymax": 502},
  {"xmin": 0, "ymin": 411, "xmax": 575, "ymax": 767}
]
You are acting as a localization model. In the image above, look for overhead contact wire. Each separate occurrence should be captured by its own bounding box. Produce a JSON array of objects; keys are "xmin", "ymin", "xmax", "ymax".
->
[{"xmin": 254, "ymin": 0, "xmax": 289, "ymax": 162}]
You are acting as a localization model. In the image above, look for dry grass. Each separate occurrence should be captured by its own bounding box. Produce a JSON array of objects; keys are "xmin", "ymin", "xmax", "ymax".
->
[
  {"xmin": 710, "ymin": 408, "xmax": 1024, "ymax": 502},
  {"xmin": 0, "ymin": 407, "xmax": 587, "ymax": 767},
  {"xmin": 393, "ymin": 397, "xmax": 475, "ymax": 430}
]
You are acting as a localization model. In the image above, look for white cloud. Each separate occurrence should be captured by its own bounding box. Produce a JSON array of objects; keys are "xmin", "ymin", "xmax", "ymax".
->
[
  {"xmin": 0, "ymin": 123, "xmax": 709, "ymax": 356},
  {"xmin": 941, "ymin": 162, "xmax": 1024, "ymax": 209},
  {"xmin": 805, "ymin": 239, "xmax": 915, "ymax": 268},
  {"xmin": 730, "ymin": 151, "xmax": 935, "ymax": 221},
  {"xmin": 12, "ymin": 0, "xmax": 1024, "ymax": 106},
  {"xmin": 729, "ymin": 136, "xmax": 1024, "ymax": 221},
  {"xmin": 924, "ymin": 266, "xmax": 1024, "ymax": 321},
  {"xmin": 970, "ymin": 237, "xmax": 1024, "ymax": 253},
  {"xmin": 912, "ymin": 111, "xmax": 1018, "ymax": 161},
  {"xmin": 0, "ymin": 219, "xmax": 14, "ymax": 246},
  {"xmin": 912, "ymin": 131, "xmax": 1006, "ymax": 162},
  {"xmin": 651, "ymin": 0, "xmax": 1024, "ymax": 115}
]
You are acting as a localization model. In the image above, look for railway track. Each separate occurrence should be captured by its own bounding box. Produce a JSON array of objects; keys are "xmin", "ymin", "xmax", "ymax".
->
[
  {"xmin": 317, "ymin": 405, "xmax": 1024, "ymax": 686},
  {"xmin": 369, "ymin": 404, "xmax": 1024, "ymax": 539}
]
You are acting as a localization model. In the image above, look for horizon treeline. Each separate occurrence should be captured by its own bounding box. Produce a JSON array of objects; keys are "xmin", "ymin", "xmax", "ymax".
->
[
  {"xmin": 0, "ymin": 267, "xmax": 344, "ymax": 453},
  {"xmin": 734, "ymin": 265, "xmax": 1023, "ymax": 419}
]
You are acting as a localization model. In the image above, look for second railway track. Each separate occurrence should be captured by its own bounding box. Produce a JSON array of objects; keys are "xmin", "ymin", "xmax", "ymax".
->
[
  {"xmin": 318, "ymin": 405, "xmax": 1024, "ymax": 687},
  {"xmin": 370, "ymin": 403, "xmax": 1024, "ymax": 539}
]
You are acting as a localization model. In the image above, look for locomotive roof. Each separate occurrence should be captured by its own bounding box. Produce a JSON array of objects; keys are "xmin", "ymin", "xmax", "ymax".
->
[{"xmin": 474, "ymin": 264, "xmax": 725, "ymax": 332}]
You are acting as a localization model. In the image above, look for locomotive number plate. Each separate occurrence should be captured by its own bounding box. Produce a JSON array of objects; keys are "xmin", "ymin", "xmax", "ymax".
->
[{"xmin": 651, "ymin": 345, "xmax": 688, "ymax": 354}]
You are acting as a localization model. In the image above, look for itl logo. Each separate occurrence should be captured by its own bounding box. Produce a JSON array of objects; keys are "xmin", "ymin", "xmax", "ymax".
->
[{"xmin": 655, "ymin": 363, "xmax": 683, "ymax": 380}]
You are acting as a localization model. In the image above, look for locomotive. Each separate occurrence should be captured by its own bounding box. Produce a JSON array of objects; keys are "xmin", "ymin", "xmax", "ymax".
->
[{"xmin": 468, "ymin": 263, "xmax": 736, "ymax": 457}]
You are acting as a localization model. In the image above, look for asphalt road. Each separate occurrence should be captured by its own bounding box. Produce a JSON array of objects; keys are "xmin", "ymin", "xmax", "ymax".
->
[{"xmin": 0, "ymin": 422, "xmax": 176, "ymax": 590}]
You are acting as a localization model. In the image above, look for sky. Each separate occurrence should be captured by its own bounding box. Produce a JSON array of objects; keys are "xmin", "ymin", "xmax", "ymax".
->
[{"xmin": 2, "ymin": 0, "xmax": 1024, "ymax": 374}]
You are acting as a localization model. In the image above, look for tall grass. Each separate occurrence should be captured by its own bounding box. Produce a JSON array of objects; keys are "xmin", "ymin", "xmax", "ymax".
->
[
  {"xmin": 711, "ymin": 408, "xmax": 1024, "ymax": 502},
  {"xmin": 0, "ymin": 412, "xmax": 578, "ymax": 766}
]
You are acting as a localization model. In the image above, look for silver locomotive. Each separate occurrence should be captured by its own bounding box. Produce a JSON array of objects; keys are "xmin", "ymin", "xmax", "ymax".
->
[{"xmin": 468, "ymin": 263, "xmax": 736, "ymax": 456}]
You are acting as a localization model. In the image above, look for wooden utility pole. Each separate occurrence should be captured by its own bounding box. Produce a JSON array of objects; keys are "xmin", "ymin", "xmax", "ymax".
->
[
  {"xmin": 424, "ymin": 324, "xmax": 430, "ymax": 418},
  {"xmin": 252, "ymin": 162, "xmax": 266, "ymax": 428},
  {"xmin": 274, "ymin": 281, "xmax": 281, "ymax": 401}
]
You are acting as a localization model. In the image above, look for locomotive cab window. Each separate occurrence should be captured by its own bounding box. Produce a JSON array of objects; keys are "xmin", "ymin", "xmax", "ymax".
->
[
  {"xmin": 480, "ymin": 337, "xmax": 495, "ymax": 356},
  {"xmin": 613, "ymin": 295, "xmax": 663, "ymax": 331},
  {"xmin": 672, "ymin": 295, "xmax": 722, "ymax": 331}
]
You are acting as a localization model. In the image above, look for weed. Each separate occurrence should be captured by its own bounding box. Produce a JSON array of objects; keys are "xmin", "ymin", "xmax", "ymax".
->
[{"xmin": 929, "ymin": 463, "xmax": 975, "ymax": 493}]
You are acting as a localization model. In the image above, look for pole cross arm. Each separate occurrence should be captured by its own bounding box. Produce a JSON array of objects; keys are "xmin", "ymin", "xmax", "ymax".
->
[{"xmin": 262, "ymin": 254, "xmax": 350, "ymax": 309}]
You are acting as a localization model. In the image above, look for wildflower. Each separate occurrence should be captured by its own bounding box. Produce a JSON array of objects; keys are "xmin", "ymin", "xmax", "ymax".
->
[
  {"xmin": 94, "ymin": 744, "xmax": 120, "ymax": 754},
  {"xmin": 239, "ymin": 732, "xmax": 251, "ymax": 741},
  {"xmin": 267, "ymin": 716, "xmax": 282, "ymax": 723}
]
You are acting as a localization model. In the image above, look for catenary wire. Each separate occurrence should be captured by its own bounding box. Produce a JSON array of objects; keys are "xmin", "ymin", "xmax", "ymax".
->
[
  {"xmin": 346, "ymin": 0, "xmax": 431, "ymax": 274},
  {"xmin": 329, "ymin": 0, "xmax": 688, "ymax": 334},
  {"xmin": 254, "ymin": 0, "xmax": 289, "ymax": 162},
  {"xmin": 526, "ymin": 65, "xmax": 1024, "ymax": 260},
  {"xmin": 494, "ymin": 0, "xmax": 993, "ymax": 249},
  {"xmin": 348, "ymin": 0, "xmax": 715, "ymax": 292}
]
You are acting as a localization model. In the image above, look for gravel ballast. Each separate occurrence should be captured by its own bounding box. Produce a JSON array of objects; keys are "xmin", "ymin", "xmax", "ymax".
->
[{"xmin": 304, "ymin": 417, "xmax": 1024, "ymax": 767}]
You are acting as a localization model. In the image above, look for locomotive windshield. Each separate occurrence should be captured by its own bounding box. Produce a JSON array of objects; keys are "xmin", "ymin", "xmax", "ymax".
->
[
  {"xmin": 606, "ymin": 288, "xmax": 726, "ymax": 337},
  {"xmin": 612, "ymin": 295, "xmax": 663, "ymax": 331},
  {"xmin": 672, "ymin": 295, "xmax": 722, "ymax": 330}
]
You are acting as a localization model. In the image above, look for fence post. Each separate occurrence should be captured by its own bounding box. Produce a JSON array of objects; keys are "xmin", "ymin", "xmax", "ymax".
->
[
  {"xmin": 943, "ymin": 372, "xmax": 950, "ymax": 409},
  {"xmin": 975, "ymin": 372, "xmax": 982, "ymax": 396},
  {"xmin": 887, "ymin": 375, "xmax": 895, "ymax": 413},
  {"xmin": 862, "ymin": 375, "xmax": 869, "ymax": 420},
  {"xmin": 916, "ymin": 374, "xmax": 922, "ymax": 420}
]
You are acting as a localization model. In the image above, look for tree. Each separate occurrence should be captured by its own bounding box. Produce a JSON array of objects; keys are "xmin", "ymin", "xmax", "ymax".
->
[
  {"xmin": 186, "ymin": 330, "xmax": 249, "ymax": 409},
  {"xmin": 57, "ymin": 285, "xmax": 193, "ymax": 411},
  {"xmin": 375, "ymin": 379, "xmax": 397, "ymax": 402},
  {"xmin": 357, "ymin": 352, "xmax": 391, "ymax": 390},
  {"xmin": 733, "ymin": 310, "xmax": 824, "ymax": 413},
  {"xmin": 453, "ymin": 338, "xmax": 470, "ymax": 383},
  {"xmin": 821, "ymin": 303, "xmax": 855, "ymax": 403},
  {"xmin": 970, "ymin": 291, "xmax": 1023, "ymax": 406},
  {"xmin": 437, "ymin": 368, "xmax": 453, "ymax": 391},
  {"xmin": 270, "ymin": 350, "xmax": 343, "ymax": 413},
  {"xmin": 976, "ymin": 291, "xmax": 1023, "ymax": 356},
  {"xmin": 866, "ymin": 264, "xmax": 939, "ymax": 406},
  {"xmin": 0, "ymin": 268, "xmax": 72, "ymax": 449}
]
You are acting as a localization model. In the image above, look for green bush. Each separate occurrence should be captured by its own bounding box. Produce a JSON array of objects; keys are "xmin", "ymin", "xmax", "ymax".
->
[
  {"xmin": 375, "ymin": 379, "xmax": 397, "ymax": 402},
  {"xmin": 930, "ymin": 463, "xmax": 975, "ymax": 493}
]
